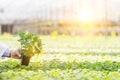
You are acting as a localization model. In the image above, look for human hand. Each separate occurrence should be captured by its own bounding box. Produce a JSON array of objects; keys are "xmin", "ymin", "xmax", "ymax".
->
[{"xmin": 10, "ymin": 49, "xmax": 21, "ymax": 59}]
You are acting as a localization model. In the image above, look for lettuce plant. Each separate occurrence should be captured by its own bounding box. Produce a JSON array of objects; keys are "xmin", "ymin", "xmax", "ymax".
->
[{"xmin": 18, "ymin": 32, "xmax": 42, "ymax": 57}]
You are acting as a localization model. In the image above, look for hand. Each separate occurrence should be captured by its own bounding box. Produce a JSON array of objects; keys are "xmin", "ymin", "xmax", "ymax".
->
[{"xmin": 10, "ymin": 49, "xmax": 21, "ymax": 59}]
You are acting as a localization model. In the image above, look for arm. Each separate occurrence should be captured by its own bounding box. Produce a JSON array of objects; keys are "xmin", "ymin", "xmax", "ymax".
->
[{"xmin": 0, "ymin": 42, "xmax": 21, "ymax": 59}]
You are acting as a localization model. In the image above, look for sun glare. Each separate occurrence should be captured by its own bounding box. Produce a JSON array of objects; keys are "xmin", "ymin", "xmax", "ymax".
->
[
  {"xmin": 81, "ymin": 9, "xmax": 93, "ymax": 22},
  {"xmin": 76, "ymin": 8, "xmax": 93, "ymax": 23}
]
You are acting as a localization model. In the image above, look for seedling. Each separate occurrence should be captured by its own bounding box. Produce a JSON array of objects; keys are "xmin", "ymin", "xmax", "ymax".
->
[{"xmin": 18, "ymin": 32, "xmax": 42, "ymax": 66}]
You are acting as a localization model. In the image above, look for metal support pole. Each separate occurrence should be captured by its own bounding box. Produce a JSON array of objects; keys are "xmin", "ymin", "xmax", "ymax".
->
[
  {"xmin": 0, "ymin": 25, "xmax": 1, "ymax": 34},
  {"xmin": 105, "ymin": 0, "xmax": 108, "ymax": 36}
]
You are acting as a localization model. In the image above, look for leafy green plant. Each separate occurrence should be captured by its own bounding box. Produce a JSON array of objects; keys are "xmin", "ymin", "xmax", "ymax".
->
[
  {"xmin": 1, "ymin": 35, "xmax": 120, "ymax": 79},
  {"xmin": 18, "ymin": 32, "xmax": 42, "ymax": 57}
]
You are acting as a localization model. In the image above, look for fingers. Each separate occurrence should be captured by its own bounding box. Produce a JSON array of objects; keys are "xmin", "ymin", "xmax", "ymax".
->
[
  {"xmin": 16, "ymin": 50, "xmax": 21, "ymax": 59},
  {"xmin": 16, "ymin": 49, "xmax": 21, "ymax": 57},
  {"xmin": 10, "ymin": 49, "xmax": 22, "ymax": 59}
]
